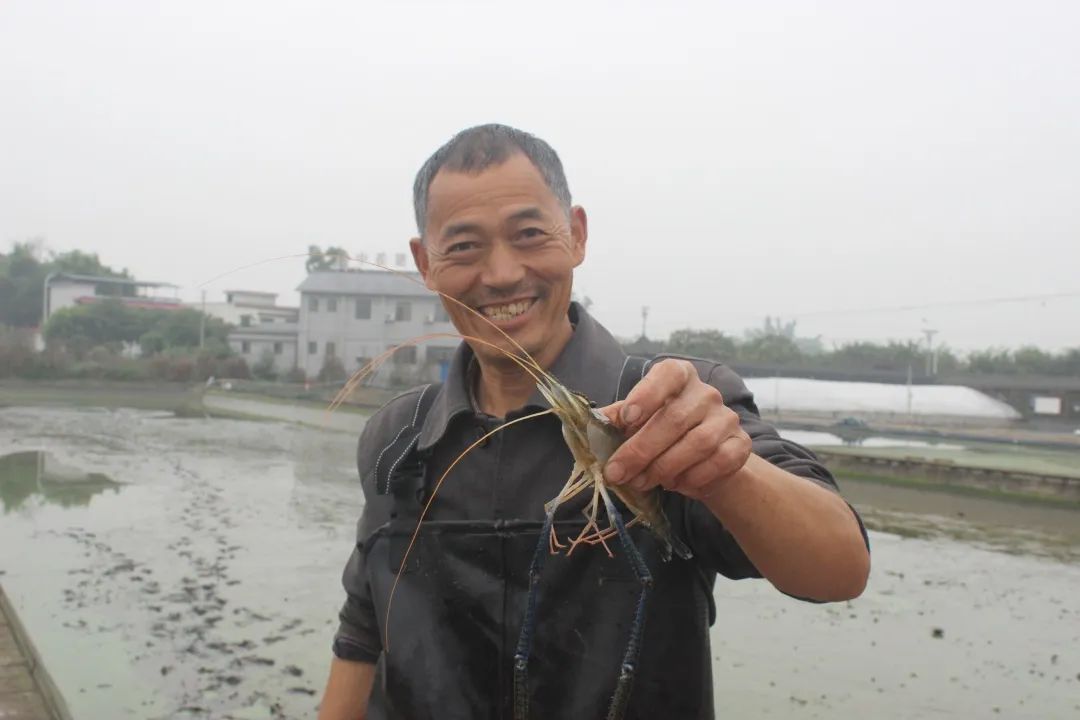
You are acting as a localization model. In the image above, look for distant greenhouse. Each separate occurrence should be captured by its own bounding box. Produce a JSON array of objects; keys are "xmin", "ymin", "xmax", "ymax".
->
[{"xmin": 745, "ymin": 377, "xmax": 1021, "ymax": 420}]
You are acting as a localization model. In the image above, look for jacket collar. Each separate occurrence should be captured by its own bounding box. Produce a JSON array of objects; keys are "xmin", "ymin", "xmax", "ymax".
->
[{"xmin": 416, "ymin": 302, "xmax": 629, "ymax": 451}]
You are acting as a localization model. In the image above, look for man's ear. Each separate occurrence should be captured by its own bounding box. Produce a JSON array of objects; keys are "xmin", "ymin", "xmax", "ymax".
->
[
  {"xmin": 409, "ymin": 238, "xmax": 430, "ymax": 285},
  {"xmin": 569, "ymin": 206, "xmax": 588, "ymax": 267}
]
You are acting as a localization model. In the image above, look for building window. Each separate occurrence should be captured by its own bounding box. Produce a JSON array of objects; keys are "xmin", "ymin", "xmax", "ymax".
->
[
  {"xmin": 327, "ymin": 297, "xmax": 338, "ymax": 312},
  {"xmin": 261, "ymin": 316, "xmax": 273, "ymax": 324},
  {"xmin": 355, "ymin": 297, "xmax": 372, "ymax": 320},
  {"xmin": 274, "ymin": 342, "xmax": 283, "ymax": 355},
  {"xmin": 309, "ymin": 297, "xmax": 319, "ymax": 312},
  {"xmin": 395, "ymin": 301, "xmax": 412, "ymax": 322},
  {"xmin": 240, "ymin": 315, "xmax": 252, "ymax": 327},
  {"xmin": 308, "ymin": 341, "xmax": 317, "ymax": 355},
  {"xmin": 434, "ymin": 304, "xmax": 449, "ymax": 322},
  {"xmin": 326, "ymin": 342, "xmax": 336, "ymax": 357},
  {"xmin": 241, "ymin": 341, "xmax": 251, "ymax": 354},
  {"xmin": 393, "ymin": 345, "xmax": 418, "ymax": 365}
]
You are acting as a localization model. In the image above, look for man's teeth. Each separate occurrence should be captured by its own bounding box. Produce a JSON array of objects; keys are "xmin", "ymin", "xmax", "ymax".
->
[{"xmin": 481, "ymin": 300, "xmax": 532, "ymax": 322}]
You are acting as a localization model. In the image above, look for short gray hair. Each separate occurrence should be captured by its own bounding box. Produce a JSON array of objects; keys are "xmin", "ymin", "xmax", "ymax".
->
[{"xmin": 412, "ymin": 124, "xmax": 572, "ymax": 236}]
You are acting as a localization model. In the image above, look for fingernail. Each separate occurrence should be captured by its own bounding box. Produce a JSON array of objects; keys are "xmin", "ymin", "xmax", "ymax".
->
[
  {"xmin": 621, "ymin": 404, "xmax": 641, "ymax": 424},
  {"xmin": 605, "ymin": 462, "xmax": 624, "ymax": 484}
]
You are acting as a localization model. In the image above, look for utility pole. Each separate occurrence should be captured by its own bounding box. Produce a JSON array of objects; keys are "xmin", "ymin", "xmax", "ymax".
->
[
  {"xmin": 906, "ymin": 363, "xmax": 913, "ymax": 419},
  {"xmin": 39, "ymin": 272, "xmax": 57, "ymax": 351},
  {"xmin": 922, "ymin": 328, "xmax": 938, "ymax": 376},
  {"xmin": 641, "ymin": 306, "xmax": 649, "ymax": 340},
  {"xmin": 199, "ymin": 290, "xmax": 206, "ymax": 350}
]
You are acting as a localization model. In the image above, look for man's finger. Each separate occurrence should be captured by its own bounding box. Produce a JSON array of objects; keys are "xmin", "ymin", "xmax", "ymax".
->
[
  {"xmin": 674, "ymin": 430, "xmax": 753, "ymax": 496},
  {"xmin": 617, "ymin": 359, "xmax": 696, "ymax": 428},
  {"xmin": 605, "ymin": 388, "xmax": 708, "ymax": 483},
  {"xmin": 638, "ymin": 414, "xmax": 727, "ymax": 488}
]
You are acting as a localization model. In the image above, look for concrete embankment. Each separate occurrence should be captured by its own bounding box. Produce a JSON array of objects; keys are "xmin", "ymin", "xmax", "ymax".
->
[
  {"xmin": 765, "ymin": 411, "xmax": 1080, "ymax": 449},
  {"xmin": 816, "ymin": 448, "xmax": 1080, "ymax": 504},
  {"xmin": 0, "ymin": 586, "xmax": 70, "ymax": 720}
]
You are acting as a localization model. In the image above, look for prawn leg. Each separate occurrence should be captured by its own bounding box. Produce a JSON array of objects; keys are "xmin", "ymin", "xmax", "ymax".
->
[{"xmin": 598, "ymin": 482, "xmax": 653, "ymax": 720}]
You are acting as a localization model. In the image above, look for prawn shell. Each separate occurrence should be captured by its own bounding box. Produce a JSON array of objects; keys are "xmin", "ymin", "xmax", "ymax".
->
[{"xmin": 586, "ymin": 408, "xmax": 692, "ymax": 562}]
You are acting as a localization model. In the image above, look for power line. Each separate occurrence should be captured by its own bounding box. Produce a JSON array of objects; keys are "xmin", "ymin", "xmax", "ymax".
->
[{"xmin": 784, "ymin": 290, "xmax": 1080, "ymax": 320}]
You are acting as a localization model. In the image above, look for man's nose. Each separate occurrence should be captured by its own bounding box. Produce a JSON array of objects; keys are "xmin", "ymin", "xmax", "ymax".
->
[{"xmin": 480, "ymin": 241, "xmax": 526, "ymax": 289}]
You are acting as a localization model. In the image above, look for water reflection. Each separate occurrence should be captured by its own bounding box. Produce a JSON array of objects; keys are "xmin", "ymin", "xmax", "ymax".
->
[{"xmin": 0, "ymin": 451, "xmax": 122, "ymax": 512}]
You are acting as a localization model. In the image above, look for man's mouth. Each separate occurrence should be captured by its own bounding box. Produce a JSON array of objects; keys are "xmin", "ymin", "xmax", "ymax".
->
[{"xmin": 478, "ymin": 298, "xmax": 537, "ymax": 323}]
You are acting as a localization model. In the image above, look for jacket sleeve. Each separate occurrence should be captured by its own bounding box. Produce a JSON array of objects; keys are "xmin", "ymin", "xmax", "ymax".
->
[
  {"xmin": 670, "ymin": 360, "xmax": 868, "ymax": 581},
  {"xmin": 331, "ymin": 395, "xmax": 414, "ymax": 662}
]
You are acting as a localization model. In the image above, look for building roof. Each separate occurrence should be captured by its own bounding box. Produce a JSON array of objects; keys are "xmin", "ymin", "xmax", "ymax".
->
[
  {"xmin": 52, "ymin": 273, "xmax": 178, "ymax": 289},
  {"xmin": 297, "ymin": 270, "xmax": 436, "ymax": 299},
  {"xmin": 231, "ymin": 302, "xmax": 299, "ymax": 312},
  {"xmin": 75, "ymin": 296, "xmax": 182, "ymax": 310}
]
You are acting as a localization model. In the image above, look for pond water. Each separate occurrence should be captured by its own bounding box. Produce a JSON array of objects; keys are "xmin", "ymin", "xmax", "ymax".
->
[{"xmin": 1, "ymin": 406, "xmax": 1077, "ymax": 719}]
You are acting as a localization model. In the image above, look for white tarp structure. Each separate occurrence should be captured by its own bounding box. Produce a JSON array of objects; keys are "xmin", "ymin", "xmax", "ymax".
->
[{"xmin": 744, "ymin": 377, "xmax": 1021, "ymax": 420}]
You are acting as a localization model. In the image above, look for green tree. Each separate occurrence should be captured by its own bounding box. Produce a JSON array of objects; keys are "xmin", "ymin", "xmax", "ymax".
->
[
  {"xmin": 739, "ymin": 334, "xmax": 803, "ymax": 365},
  {"xmin": 306, "ymin": 245, "xmax": 334, "ymax": 273},
  {"xmin": 1012, "ymin": 346, "xmax": 1057, "ymax": 375},
  {"xmin": 324, "ymin": 246, "xmax": 350, "ymax": 270},
  {"xmin": 827, "ymin": 341, "xmax": 924, "ymax": 372},
  {"xmin": 666, "ymin": 329, "xmax": 737, "ymax": 361},
  {"xmin": 965, "ymin": 348, "xmax": 1015, "ymax": 374},
  {"xmin": 0, "ymin": 240, "xmax": 130, "ymax": 327},
  {"xmin": 44, "ymin": 303, "xmax": 230, "ymax": 356},
  {"xmin": 0, "ymin": 242, "xmax": 48, "ymax": 327}
]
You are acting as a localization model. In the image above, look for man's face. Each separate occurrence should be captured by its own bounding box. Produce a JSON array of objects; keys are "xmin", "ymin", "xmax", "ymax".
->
[{"xmin": 409, "ymin": 153, "xmax": 587, "ymax": 367}]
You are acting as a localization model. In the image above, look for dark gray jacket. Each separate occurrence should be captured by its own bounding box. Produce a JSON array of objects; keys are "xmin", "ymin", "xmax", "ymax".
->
[{"xmin": 333, "ymin": 303, "xmax": 866, "ymax": 720}]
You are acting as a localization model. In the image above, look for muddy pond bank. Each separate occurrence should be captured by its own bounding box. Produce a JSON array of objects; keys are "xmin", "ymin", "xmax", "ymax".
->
[{"xmin": 0, "ymin": 406, "xmax": 1078, "ymax": 719}]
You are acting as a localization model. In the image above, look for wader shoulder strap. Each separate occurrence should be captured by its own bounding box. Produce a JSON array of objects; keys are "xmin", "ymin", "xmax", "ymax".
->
[
  {"xmin": 616, "ymin": 356, "xmax": 715, "ymax": 620},
  {"xmin": 373, "ymin": 383, "xmax": 441, "ymax": 572},
  {"xmin": 615, "ymin": 355, "xmax": 650, "ymax": 402}
]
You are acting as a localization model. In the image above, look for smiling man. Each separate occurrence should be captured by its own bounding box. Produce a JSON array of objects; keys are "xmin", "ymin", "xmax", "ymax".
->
[{"xmin": 318, "ymin": 125, "xmax": 870, "ymax": 720}]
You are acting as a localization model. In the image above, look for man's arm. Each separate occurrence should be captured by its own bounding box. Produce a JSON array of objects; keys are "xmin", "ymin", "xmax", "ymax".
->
[
  {"xmin": 602, "ymin": 359, "xmax": 869, "ymax": 601},
  {"xmin": 698, "ymin": 452, "xmax": 868, "ymax": 600},
  {"xmin": 318, "ymin": 658, "xmax": 375, "ymax": 720}
]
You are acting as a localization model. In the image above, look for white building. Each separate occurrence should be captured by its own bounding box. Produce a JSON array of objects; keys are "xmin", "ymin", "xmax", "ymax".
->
[
  {"xmin": 297, "ymin": 270, "xmax": 458, "ymax": 383},
  {"xmin": 44, "ymin": 273, "xmax": 181, "ymax": 319},
  {"xmin": 199, "ymin": 290, "xmax": 299, "ymax": 327},
  {"xmin": 37, "ymin": 273, "xmax": 181, "ymax": 350},
  {"xmin": 195, "ymin": 290, "xmax": 300, "ymax": 375}
]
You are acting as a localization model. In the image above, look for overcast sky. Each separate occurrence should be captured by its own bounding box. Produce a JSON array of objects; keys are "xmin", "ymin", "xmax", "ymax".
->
[{"xmin": 2, "ymin": 0, "xmax": 1078, "ymax": 352}]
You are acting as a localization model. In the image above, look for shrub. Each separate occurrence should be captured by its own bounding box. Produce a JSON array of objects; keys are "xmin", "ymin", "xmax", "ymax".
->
[
  {"xmin": 317, "ymin": 355, "xmax": 347, "ymax": 383},
  {"xmin": 218, "ymin": 356, "xmax": 251, "ymax": 380},
  {"xmin": 252, "ymin": 351, "xmax": 278, "ymax": 381},
  {"xmin": 283, "ymin": 367, "xmax": 307, "ymax": 384}
]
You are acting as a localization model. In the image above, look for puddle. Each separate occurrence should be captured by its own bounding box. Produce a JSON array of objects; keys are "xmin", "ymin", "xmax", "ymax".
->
[{"xmin": 0, "ymin": 451, "xmax": 123, "ymax": 512}]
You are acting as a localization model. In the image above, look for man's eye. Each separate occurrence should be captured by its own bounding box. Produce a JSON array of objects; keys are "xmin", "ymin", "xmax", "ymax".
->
[
  {"xmin": 518, "ymin": 228, "xmax": 548, "ymax": 242},
  {"xmin": 447, "ymin": 241, "xmax": 478, "ymax": 254}
]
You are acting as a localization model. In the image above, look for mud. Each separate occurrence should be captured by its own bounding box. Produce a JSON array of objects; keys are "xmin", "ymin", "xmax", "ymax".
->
[{"xmin": 1, "ymin": 407, "xmax": 1078, "ymax": 718}]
